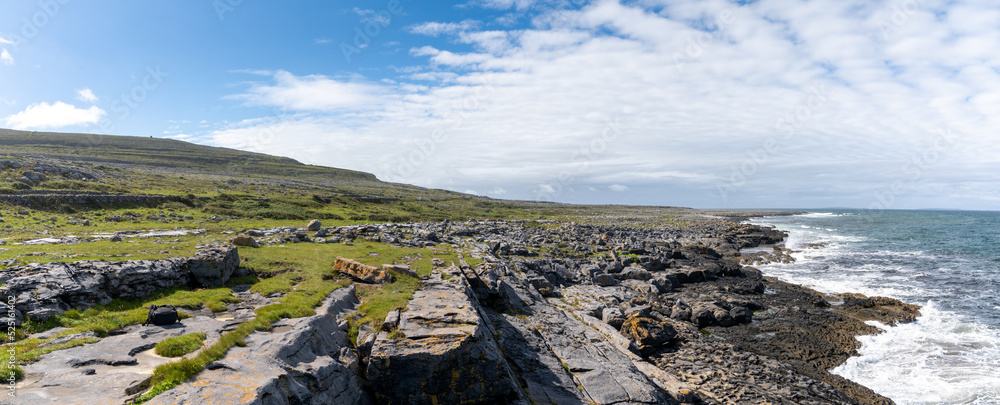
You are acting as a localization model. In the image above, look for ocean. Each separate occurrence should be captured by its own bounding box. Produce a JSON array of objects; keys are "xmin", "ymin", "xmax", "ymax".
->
[{"xmin": 748, "ymin": 210, "xmax": 1000, "ymax": 405}]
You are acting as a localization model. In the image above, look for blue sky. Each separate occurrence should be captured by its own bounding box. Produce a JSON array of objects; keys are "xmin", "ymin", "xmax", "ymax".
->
[{"xmin": 2, "ymin": 0, "xmax": 999, "ymax": 210}]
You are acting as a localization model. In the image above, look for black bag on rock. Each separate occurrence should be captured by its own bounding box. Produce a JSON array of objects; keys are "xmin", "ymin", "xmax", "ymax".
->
[{"xmin": 144, "ymin": 304, "xmax": 180, "ymax": 326}]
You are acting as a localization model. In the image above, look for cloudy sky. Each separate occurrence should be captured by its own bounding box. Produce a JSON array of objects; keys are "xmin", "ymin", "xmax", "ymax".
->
[{"xmin": 1, "ymin": 0, "xmax": 998, "ymax": 210}]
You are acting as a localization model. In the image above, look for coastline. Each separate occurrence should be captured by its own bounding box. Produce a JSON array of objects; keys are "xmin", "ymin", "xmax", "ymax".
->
[
  {"xmin": 0, "ymin": 210, "xmax": 923, "ymax": 404},
  {"xmin": 645, "ymin": 212, "xmax": 920, "ymax": 404},
  {"xmin": 723, "ymin": 212, "xmax": 924, "ymax": 404}
]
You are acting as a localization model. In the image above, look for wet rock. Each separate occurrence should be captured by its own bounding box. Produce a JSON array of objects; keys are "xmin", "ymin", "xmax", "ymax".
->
[
  {"xmin": 730, "ymin": 306, "xmax": 752, "ymax": 324},
  {"xmin": 333, "ymin": 257, "xmax": 393, "ymax": 284},
  {"xmin": 838, "ymin": 293, "xmax": 921, "ymax": 325}
]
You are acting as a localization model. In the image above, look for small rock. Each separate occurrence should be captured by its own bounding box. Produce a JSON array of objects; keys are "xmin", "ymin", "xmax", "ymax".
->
[
  {"xmin": 231, "ymin": 235, "xmax": 259, "ymax": 248},
  {"xmin": 594, "ymin": 273, "xmax": 617, "ymax": 287},
  {"xmin": 110, "ymin": 234, "xmax": 124, "ymax": 242},
  {"xmin": 306, "ymin": 219, "xmax": 322, "ymax": 231},
  {"xmin": 382, "ymin": 263, "xmax": 417, "ymax": 278},
  {"xmin": 730, "ymin": 306, "xmax": 752, "ymax": 324}
]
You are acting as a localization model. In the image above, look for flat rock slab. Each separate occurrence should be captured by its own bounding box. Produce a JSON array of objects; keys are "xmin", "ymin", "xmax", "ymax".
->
[
  {"xmin": 148, "ymin": 286, "xmax": 370, "ymax": 405},
  {"xmin": 5, "ymin": 316, "xmax": 230, "ymax": 405},
  {"xmin": 366, "ymin": 275, "xmax": 519, "ymax": 404}
]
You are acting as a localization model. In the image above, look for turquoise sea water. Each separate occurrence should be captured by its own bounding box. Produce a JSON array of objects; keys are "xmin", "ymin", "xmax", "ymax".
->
[{"xmin": 749, "ymin": 210, "xmax": 1000, "ymax": 405}]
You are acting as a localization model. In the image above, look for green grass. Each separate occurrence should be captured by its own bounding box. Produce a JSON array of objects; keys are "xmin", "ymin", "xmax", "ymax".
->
[{"xmin": 155, "ymin": 333, "xmax": 207, "ymax": 357}]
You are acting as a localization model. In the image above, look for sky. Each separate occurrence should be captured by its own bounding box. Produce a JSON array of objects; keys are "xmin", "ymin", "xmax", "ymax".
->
[{"xmin": 1, "ymin": 0, "xmax": 998, "ymax": 210}]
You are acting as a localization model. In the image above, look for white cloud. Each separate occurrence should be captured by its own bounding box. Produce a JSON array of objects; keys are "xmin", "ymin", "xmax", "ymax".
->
[
  {"xmin": 165, "ymin": 134, "xmax": 195, "ymax": 141},
  {"xmin": 408, "ymin": 20, "xmax": 480, "ymax": 36},
  {"xmin": 211, "ymin": 0, "xmax": 1000, "ymax": 209},
  {"xmin": 0, "ymin": 37, "xmax": 13, "ymax": 45},
  {"xmin": 76, "ymin": 88, "xmax": 98, "ymax": 103},
  {"xmin": 1, "ymin": 49, "xmax": 13, "ymax": 65},
  {"xmin": 314, "ymin": 38, "xmax": 332, "ymax": 45},
  {"xmin": 4, "ymin": 102, "xmax": 106, "ymax": 129},
  {"xmin": 228, "ymin": 70, "xmax": 384, "ymax": 112},
  {"xmin": 489, "ymin": 187, "xmax": 508, "ymax": 195},
  {"xmin": 353, "ymin": 7, "xmax": 392, "ymax": 25},
  {"xmin": 609, "ymin": 184, "xmax": 629, "ymax": 192}
]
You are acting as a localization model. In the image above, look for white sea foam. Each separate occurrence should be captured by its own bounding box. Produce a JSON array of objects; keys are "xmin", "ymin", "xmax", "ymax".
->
[
  {"xmin": 797, "ymin": 212, "xmax": 842, "ymax": 218},
  {"xmin": 750, "ymin": 215, "xmax": 1000, "ymax": 404},
  {"xmin": 832, "ymin": 303, "xmax": 1000, "ymax": 405}
]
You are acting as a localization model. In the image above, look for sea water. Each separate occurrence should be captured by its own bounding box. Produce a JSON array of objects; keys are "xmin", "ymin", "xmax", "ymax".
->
[{"xmin": 749, "ymin": 210, "xmax": 1000, "ymax": 405}]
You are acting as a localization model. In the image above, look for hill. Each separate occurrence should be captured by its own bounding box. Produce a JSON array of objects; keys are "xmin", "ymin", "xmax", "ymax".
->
[{"xmin": 0, "ymin": 128, "xmax": 376, "ymax": 182}]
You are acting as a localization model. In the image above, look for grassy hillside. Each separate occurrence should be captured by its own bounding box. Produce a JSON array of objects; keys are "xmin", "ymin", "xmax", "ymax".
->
[{"xmin": 0, "ymin": 128, "xmax": 377, "ymax": 181}]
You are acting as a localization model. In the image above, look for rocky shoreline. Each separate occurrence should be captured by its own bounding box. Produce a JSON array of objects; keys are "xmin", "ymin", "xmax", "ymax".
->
[{"xmin": 1, "ymin": 213, "xmax": 918, "ymax": 404}]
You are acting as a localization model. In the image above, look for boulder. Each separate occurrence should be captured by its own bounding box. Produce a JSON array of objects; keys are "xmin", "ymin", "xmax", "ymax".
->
[
  {"xmin": 730, "ymin": 306, "xmax": 752, "ymax": 324},
  {"xmin": 671, "ymin": 299, "xmax": 692, "ymax": 322},
  {"xmin": 333, "ymin": 257, "xmax": 393, "ymax": 284},
  {"xmin": 366, "ymin": 277, "xmax": 518, "ymax": 404},
  {"xmin": 186, "ymin": 244, "xmax": 238, "ymax": 287},
  {"xmin": 621, "ymin": 279, "xmax": 658, "ymax": 297},
  {"xmin": 231, "ymin": 235, "xmax": 259, "ymax": 248},
  {"xmin": 306, "ymin": 219, "xmax": 322, "ymax": 231},
  {"xmin": 382, "ymin": 264, "xmax": 417, "ymax": 278},
  {"xmin": 594, "ymin": 273, "xmax": 617, "ymax": 287},
  {"xmin": 618, "ymin": 265, "xmax": 652, "ymax": 281},
  {"xmin": 624, "ymin": 305, "xmax": 652, "ymax": 319},
  {"xmin": 650, "ymin": 276, "xmax": 675, "ymax": 293},
  {"xmin": 619, "ymin": 317, "xmax": 677, "ymax": 354},
  {"xmin": 602, "ymin": 307, "xmax": 625, "ymax": 329}
]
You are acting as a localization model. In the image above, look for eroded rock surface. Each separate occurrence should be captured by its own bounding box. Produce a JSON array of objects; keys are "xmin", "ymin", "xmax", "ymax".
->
[
  {"xmin": 0, "ymin": 245, "xmax": 240, "ymax": 323},
  {"xmin": 149, "ymin": 285, "xmax": 370, "ymax": 405},
  {"xmin": 365, "ymin": 272, "xmax": 520, "ymax": 404},
  {"xmin": 7, "ymin": 316, "xmax": 229, "ymax": 405}
]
